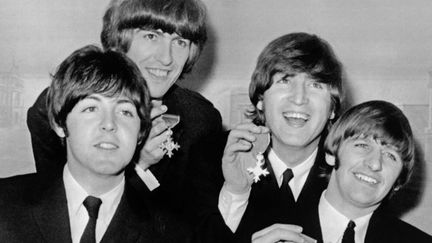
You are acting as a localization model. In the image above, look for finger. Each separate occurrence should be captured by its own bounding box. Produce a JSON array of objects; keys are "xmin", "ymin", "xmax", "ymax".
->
[
  {"xmin": 226, "ymin": 129, "xmax": 258, "ymax": 147},
  {"xmin": 141, "ymin": 145, "xmax": 166, "ymax": 158},
  {"xmin": 234, "ymin": 122, "xmax": 263, "ymax": 133},
  {"xmin": 148, "ymin": 121, "xmax": 169, "ymax": 138},
  {"xmin": 150, "ymin": 101, "xmax": 167, "ymax": 119},
  {"xmin": 145, "ymin": 130, "xmax": 172, "ymax": 150},
  {"xmin": 223, "ymin": 142, "xmax": 253, "ymax": 161},
  {"xmin": 300, "ymin": 233, "xmax": 317, "ymax": 243},
  {"xmin": 252, "ymin": 229, "xmax": 304, "ymax": 243},
  {"xmin": 253, "ymin": 224, "xmax": 303, "ymax": 239}
]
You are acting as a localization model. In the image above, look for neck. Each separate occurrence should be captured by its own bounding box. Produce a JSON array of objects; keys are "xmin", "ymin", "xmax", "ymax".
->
[
  {"xmin": 325, "ymin": 173, "xmax": 379, "ymax": 219},
  {"xmin": 67, "ymin": 163, "xmax": 124, "ymax": 196},
  {"xmin": 272, "ymin": 138, "xmax": 320, "ymax": 167}
]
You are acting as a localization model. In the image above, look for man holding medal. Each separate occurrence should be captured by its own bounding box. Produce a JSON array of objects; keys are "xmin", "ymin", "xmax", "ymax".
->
[
  {"xmin": 194, "ymin": 32, "xmax": 344, "ymax": 242},
  {"xmin": 27, "ymin": 0, "xmax": 223, "ymax": 239}
]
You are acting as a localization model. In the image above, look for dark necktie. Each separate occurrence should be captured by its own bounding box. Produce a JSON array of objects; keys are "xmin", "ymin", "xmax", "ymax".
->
[
  {"xmin": 280, "ymin": 168, "xmax": 295, "ymax": 204},
  {"xmin": 80, "ymin": 196, "xmax": 102, "ymax": 243},
  {"xmin": 342, "ymin": 220, "xmax": 356, "ymax": 243}
]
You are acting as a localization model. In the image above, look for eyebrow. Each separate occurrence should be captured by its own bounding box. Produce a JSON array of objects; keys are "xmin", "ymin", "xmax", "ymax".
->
[
  {"xmin": 85, "ymin": 95, "xmax": 134, "ymax": 105},
  {"xmin": 116, "ymin": 98, "xmax": 134, "ymax": 105}
]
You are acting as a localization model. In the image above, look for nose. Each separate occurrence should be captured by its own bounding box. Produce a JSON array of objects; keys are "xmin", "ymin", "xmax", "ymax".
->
[
  {"xmin": 100, "ymin": 111, "xmax": 117, "ymax": 133},
  {"xmin": 289, "ymin": 81, "xmax": 308, "ymax": 105},
  {"xmin": 155, "ymin": 39, "xmax": 173, "ymax": 66},
  {"xmin": 365, "ymin": 148, "xmax": 383, "ymax": 171}
]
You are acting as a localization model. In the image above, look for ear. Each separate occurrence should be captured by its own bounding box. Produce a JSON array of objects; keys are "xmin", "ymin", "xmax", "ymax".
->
[
  {"xmin": 53, "ymin": 124, "xmax": 66, "ymax": 138},
  {"xmin": 325, "ymin": 153, "xmax": 336, "ymax": 166},
  {"xmin": 257, "ymin": 100, "xmax": 263, "ymax": 111}
]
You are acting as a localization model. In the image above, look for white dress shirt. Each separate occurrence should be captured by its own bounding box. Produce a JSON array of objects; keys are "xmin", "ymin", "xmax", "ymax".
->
[
  {"xmin": 63, "ymin": 165, "xmax": 124, "ymax": 243},
  {"xmin": 218, "ymin": 148, "xmax": 317, "ymax": 232},
  {"xmin": 319, "ymin": 190, "xmax": 372, "ymax": 243}
]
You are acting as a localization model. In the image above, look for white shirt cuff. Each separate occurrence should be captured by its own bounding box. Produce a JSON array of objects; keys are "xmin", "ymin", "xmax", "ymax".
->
[
  {"xmin": 134, "ymin": 164, "xmax": 160, "ymax": 191},
  {"xmin": 218, "ymin": 183, "xmax": 250, "ymax": 232}
]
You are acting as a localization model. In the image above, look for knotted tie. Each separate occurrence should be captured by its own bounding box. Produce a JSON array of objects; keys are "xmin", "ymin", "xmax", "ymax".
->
[
  {"xmin": 341, "ymin": 220, "xmax": 356, "ymax": 243},
  {"xmin": 80, "ymin": 196, "xmax": 102, "ymax": 243},
  {"xmin": 280, "ymin": 168, "xmax": 295, "ymax": 204}
]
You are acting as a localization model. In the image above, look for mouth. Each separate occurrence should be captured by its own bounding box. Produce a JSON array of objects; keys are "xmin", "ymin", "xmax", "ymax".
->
[
  {"xmin": 94, "ymin": 142, "xmax": 119, "ymax": 150},
  {"xmin": 354, "ymin": 172, "xmax": 379, "ymax": 185},
  {"xmin": 147, "ymin": 68, "xmax": 169, "ymax": 78},
  {"xmin": 282, "ymin": 111, "xmax": 310, "ymax": 126}
]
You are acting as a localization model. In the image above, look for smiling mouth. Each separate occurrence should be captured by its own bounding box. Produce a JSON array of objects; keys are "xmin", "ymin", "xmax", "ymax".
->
[
  {"xmin": 283, "ymin": 112, "xmax": 310, "ymax": 126},
  {"xmin": 94, "ymin": 142, "xmax": 119, "ymax": 150},
  {"xmin": 147, "ymin": 68, "xmax": 169, "ymax": 78},
  {"xmin": 354, "ymin": 172, "xmax": 378, "ymax": 185}
]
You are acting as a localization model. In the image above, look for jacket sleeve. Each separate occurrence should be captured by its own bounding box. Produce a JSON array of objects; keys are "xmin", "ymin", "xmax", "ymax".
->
[{"xmin": 26, "ymin": 88, "xmax": 66, "ymax": 175}]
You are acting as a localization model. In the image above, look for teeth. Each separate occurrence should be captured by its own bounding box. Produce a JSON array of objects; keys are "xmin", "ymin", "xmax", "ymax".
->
[
  {"xmin": 97, "ymin": 143, "xmax": 118, "ymax": 149},
  {"xmin": 354, "ymin": 173, "xmax": 378, "ymax": 184},
  {"xmin": 148, "ymin": 68, "xmax": 168, "ymax": 77},
  {"xmin": 283, "ymin": 112, "xmax": 309, "ymax": 120}
]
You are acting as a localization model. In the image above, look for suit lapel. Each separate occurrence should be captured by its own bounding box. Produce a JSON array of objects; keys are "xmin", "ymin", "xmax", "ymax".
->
[
  {"xmin": 296, "ymin": 147, "xmax": 329, "ymax": 209},
  {"xmin": 32, "ymin": 176, "xmax": 72, "ymax": 243},
  {"xmin": 235, "ymin": 157, "xmax": 284, "ymax": 239},
  {"xmin": 101, "ymin": 183, "xmax": 158, "ymax": 242},
  {"xmin": 101, "ymin": 192, "xmax": 141, "ymax": 242}
]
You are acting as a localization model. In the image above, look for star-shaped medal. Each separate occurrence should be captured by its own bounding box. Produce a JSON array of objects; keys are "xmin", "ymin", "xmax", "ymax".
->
[
  {"xmin": 246, "ymin": 133, "xmax": 271, "ymax": 183},
  {"xmin": 159, "ymin": 114, "xmax": 180, "ymax": 158},
  {"xmin": 247, "ymin": 153, "xmax": 270, "ymax": 182}
]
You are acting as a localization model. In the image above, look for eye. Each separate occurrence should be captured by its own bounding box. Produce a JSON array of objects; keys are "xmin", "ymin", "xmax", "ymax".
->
[
  {"xmin": 276, "ymin": 75, "xmax": 291, "ymax": 84},
  {"xmin": 82, "ymin": 106, "xmax": 97, "ymax": 112},
  {"xmin": 143, "ymin": 32, "xmax": 158, "ymax": 41},
  {"xmin": 354, "ymin": 142, "xmax": 369, "ymax": 150},
  {"xmin": 383, "ymin": 151, "xmax": 401, "ymax": 164},
  {"xmin": 174, "ymin": 38, "xmax": 189, "ymax": 48},
  {"xmin": 120, "ymin": 109, "xmax": 135, "ymax": 117},
  {"xmin": 309, "ymin": 81, "xmax": 323, "ymax": 89}
]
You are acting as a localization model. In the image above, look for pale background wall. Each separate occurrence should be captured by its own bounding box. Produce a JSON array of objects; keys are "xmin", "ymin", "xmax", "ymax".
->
[{"xmin": 1, "ymin": 0, "xmax": 431, "ymax": 235}]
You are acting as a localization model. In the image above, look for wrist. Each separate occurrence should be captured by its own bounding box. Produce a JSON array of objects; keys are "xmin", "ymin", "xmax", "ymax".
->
[
  {"xmin": 137, "ymin": 160, "xmax": 151, "ymax": 171},
  {"xmin": 224, "ymin": 181, "xmax": 251, "ymax": 195}
]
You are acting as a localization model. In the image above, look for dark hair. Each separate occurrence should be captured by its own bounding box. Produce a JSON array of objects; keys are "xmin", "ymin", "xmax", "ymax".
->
[
  {"xmin": 324, "ymin": 100, "xmax": 415, "ymax": 191},
  {"xmin": 247, "ymin": 32, "xmax": 343, "ymax": 126},
  {"xmin": 47, "ymin": 45, "xmax": 152, "ymax": 143},
  {"xmin": 100, "ymin": 0, "xmax": 207, "ymax": 75}
]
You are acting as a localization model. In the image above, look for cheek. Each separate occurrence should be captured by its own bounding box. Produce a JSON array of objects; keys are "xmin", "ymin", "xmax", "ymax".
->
[{"xmin": 123, "ymin": 121, "xmax": 141, "ymax": 143}]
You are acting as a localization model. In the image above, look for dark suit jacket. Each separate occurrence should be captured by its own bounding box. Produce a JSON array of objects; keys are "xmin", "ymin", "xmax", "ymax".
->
[
  {"xmin": 192, "ymin": 139, "xmax": 331, "ymax": 243},
  {"xmin": 301, "ymin": 203, "xmax": 432, "ymax": 243},
  {"xmin": 0, "ymin": 171, "xmax": 183, "ymax": 243},
  {"xmin": 27, "ymin": 84, "xmax": 224, "ymax": 238}
]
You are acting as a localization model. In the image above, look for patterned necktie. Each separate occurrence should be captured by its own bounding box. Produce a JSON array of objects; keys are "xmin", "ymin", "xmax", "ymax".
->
[
  {"xmin": 280, "ymin": 168, "xmax": 295, "ymax": 204},
  {"xmin": 80, "ymin": 196, "xmax": 102, "ymax": 243},
  {"xmin": 342, "ymin": 220, "xmax": 356, "ymax": 243}
]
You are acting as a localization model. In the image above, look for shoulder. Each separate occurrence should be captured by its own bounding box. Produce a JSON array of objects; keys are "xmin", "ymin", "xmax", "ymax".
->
[
  {"xmin": 368, "ymin": 210, "xmax": 432, "ymax": 242},
  {"xmin": 167, "ymin": 85, "xmax": 221, "ymax": 117},
  {"xmin": 0, "ymin": 173, "xmax": 50, "ymax": 205},
  {"xmin": 165, "ymin": 85, "xmax": 222, "ymax": 131},
  {"xmin": 28, "ymin": 87, "xmax": 49, "ymax": 112}
]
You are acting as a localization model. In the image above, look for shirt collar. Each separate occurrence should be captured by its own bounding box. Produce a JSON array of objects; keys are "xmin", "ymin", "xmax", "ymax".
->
[
  {"xmin": 63, "ymin": 164, "xmax": 125, "ymax": 225},
  {"xmin": 319, "ymin": 190, "xmax": 372, "ymax": 243},
  {"xmin": 269, "ymin": 148, "xmax": 317, "ymax": 187}
]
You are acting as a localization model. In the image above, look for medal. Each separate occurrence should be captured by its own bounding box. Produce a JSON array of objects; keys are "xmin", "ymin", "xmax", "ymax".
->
[
  {"xmin": 159, "ymin": 114, "xmax": 180, "ymax": 158},
  {"xmin": 246, "ymin": 133, "xmax": 271, "ymax": 183}
]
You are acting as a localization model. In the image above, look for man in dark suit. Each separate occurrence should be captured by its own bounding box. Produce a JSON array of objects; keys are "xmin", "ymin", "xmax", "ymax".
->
[
  {"xmin": 254, "ymin": 101, "xmax": 432, "ymax": 242},
  {"xmin": 26, "ymin": 0, "xmax": 223, "ymax": 239},
  {"xmin": 0, "ymin": 45, "xmax": 176, "ymax": 242},
  {"xmin": 193, "ymin": 32, "xmax": 344, "ymax": 242}
]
